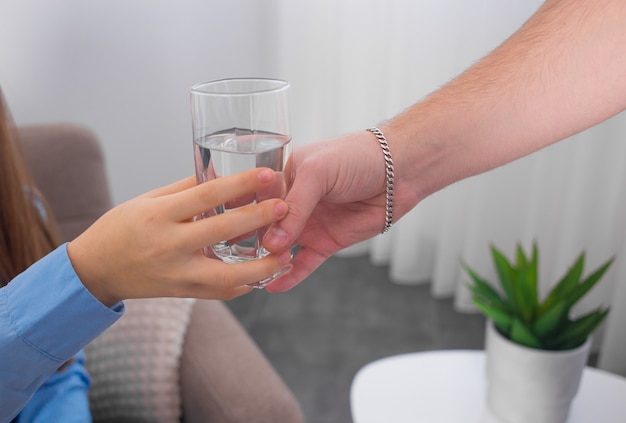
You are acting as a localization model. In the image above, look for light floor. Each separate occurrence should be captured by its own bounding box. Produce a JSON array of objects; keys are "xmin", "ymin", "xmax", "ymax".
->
[{"xmin": 227, "ymin": 254, "xmax": 487, "ymax": 423}]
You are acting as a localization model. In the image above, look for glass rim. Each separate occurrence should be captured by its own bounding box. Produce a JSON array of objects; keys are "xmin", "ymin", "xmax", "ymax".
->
[{"xmin": 190, "ymin": 77, "xmax": 290, "ymax": 97}]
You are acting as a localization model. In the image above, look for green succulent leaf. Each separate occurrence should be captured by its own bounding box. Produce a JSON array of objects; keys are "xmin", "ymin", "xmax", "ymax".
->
[
  {"xmin": 532, "ymin": 299, "xmax": 568, "ymax": 339},
  {"xmin": 528, "ymin": 243, "xmax": 539, "ymax": 305},
  {"xmin": 512, "ymin": 244, "xmax": 539, "ymax": 324},
  {"xmin": 509, "ymin": 318, "xmax": 543, "ymax": 349},
  {"xmin": 465, "ymin": 265, "xmax": 509, "ymax": 311},
  {"xmin": 562, "ymin": 258, "xmax": 615, "ymax": 310},
  {"xmin": 514, "ymin": 265, "xmax": 535, "ymax": 323},
  {"xmin": 539, "ymin": 252, "xmax": 585, "ymax": 316},
  {"xmin": 557, "ymin": 338, "xmax": 589, "ymax": 351},
  {"xmin": 516, "ymin": 244, "xmax": 528, "ymax": 269},
  {"xmin": 547, "ymin": 309, "xmax": 609, "ymax": 350},
  {"xmin": 490, "ymin": 246, "xmax": 517, "ymax": 312},
  {"xmin": 465, "ymin": 244, "xmax": 612, "ymax": 351},
  {"xmin": 472, "ymin": 297, "xmax": 513, "ymax": 335}
]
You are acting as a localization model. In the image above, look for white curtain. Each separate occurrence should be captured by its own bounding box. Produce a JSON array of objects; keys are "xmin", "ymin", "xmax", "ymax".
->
[
  {"xmin": 274, "ymin": 0, "xmax": 626, "ymax": 375},
  {"xmin": 4, "ymin": 0, "xmax": 624, "ymax": 375}
]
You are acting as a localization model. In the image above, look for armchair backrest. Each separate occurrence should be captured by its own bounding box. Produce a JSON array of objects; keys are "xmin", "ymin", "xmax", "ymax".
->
[{"xmin": 19, "ymin": 123, "xmax": 112, "ymax": 242}]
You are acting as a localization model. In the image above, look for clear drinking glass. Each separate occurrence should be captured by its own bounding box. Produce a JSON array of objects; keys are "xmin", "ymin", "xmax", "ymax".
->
[{"xmin": 190, "ymin": 78, "xmax": 293, "ymax": 288}]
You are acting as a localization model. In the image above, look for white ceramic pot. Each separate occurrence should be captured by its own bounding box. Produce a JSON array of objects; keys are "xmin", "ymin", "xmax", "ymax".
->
[{"xmin": 485, "ymin": 321, "xmax": 591, "ymax": 423}]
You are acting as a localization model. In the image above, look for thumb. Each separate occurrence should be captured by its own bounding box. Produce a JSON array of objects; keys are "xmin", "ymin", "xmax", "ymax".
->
[{"xmin": 262, "ymin": 165, "xmax": 324, "ymax": 252}]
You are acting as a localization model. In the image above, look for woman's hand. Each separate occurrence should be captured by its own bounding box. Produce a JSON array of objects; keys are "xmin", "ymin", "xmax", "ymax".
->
[{"xmin": 67, "ymin": 168, "xmax": 291, "ymax": 306}]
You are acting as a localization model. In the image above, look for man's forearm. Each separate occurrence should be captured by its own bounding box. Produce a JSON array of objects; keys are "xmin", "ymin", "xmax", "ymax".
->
[{"xmin": 384, "ymin": 0, "xmax": 626, "ymax": 209}]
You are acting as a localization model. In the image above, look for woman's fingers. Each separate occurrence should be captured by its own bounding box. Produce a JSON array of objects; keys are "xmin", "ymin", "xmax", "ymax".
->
[
  {"xmin": 178, "ymin": 252, "xmax": 289, "ymax": 299},
  {"xmin": 183, "ymin": 198, "xmax": 288, "ymax": 251},
  {"xmin": 198, "ymin": 253, "xmax": 287, "ymax": 288},
  {"xmin": 140, "ymin": 176, "xmax": 197, "ymax": 198},
  {"xmin": 164, "ymin": 168, "xmax": 277, "ymax": 221}
]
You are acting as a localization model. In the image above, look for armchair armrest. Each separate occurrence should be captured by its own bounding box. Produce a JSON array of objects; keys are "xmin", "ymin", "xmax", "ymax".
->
[{"xmin": 180, "ymin": 299, "xmax": 304, "ymax": 423}]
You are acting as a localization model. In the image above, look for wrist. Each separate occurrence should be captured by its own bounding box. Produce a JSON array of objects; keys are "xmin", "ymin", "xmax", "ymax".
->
[
  {"xmin": 365, "ymin": 127, "xmax": 395, "ymax": 233},
  {"xmin": 378, "ymin": 101, "xmax": 471, "ymax": 211},
  {"xmin": 67, "ymin": 237, "xmax": 121, "ymax": 308},
  {"xmin": 374, "ymin": 120, "xmax": 439, "ymax": 219}
]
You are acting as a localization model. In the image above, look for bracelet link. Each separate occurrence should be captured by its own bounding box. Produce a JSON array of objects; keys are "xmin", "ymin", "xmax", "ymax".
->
[{"xmin": 366, "ymin": 127, "xmax": 395, "ymax": 233}]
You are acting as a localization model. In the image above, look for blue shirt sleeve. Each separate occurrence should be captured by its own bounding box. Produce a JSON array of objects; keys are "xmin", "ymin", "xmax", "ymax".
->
[
  {"xmin": 13, "ymin": 350, "xmax": 92, "ymax": 423},
  {"xmin": 0, "ymin": 243, "xmax": 124, "ymax": 422}
]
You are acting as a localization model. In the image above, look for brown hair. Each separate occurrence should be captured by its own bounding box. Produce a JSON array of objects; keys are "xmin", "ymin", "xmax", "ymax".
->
[{"xmin": 0, "ymin": 90, "xmax": 60, "ymax": 285}]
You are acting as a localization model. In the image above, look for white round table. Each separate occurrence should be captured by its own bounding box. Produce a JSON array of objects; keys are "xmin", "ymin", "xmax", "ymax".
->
[{"xmin": 350, "ymin": 350, "xmax": 626, "ymax": 423}]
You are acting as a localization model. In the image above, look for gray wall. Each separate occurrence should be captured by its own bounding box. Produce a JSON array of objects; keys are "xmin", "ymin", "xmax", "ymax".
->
[{"xmin": 1, "ymin": 0, "xmax": 279, "ymax": 204}]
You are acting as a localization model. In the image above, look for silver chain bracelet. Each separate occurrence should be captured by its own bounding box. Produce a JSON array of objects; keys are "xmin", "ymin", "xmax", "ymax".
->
[{"xmin": 366, "ymin": 127, "xmax": 395, "ymax": 233}]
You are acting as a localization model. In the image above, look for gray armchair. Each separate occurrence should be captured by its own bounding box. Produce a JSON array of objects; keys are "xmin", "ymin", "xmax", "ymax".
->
[{"xmin": 19, "ymin": 123, "xmax": 304, "ymax": 423}]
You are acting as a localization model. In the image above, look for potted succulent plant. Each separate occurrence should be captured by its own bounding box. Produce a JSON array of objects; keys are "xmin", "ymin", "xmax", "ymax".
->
[{"xmin": 465, "ymin": 242, "xmax": 613, "ymax": 423}]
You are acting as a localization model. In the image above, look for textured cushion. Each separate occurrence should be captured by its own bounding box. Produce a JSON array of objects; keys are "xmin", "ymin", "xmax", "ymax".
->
[{"xmin": 85, "ymin": 298, "xmax": 194, "ymax": 422}]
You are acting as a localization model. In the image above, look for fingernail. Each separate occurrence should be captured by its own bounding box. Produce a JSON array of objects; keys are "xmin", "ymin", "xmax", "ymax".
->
[
  {"xmin": 275, "ymin": 201, "xmax": 288, "ymax": 217},
  {"xmin": 257, "ymin": 169, "xmax": 274, "ymax": 183},
  {"xmin": 266, "ymin": 227, "xmax": 288, "ymax": 246},
  {"xmin": 278, "ymin": 250, "xmax": 293, "ymax": 265},
  {"xmin": 269, "ymin": 226, "xmax": 287, "ymax": 241}
]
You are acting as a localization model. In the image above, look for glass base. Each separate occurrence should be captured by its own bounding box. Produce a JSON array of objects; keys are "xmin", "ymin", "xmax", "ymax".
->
[
  {"xmin": 201, "ymin": 245, "xmax": 293, "ymax": 289},
  {"xmin": 247, "ymin": 264, "xmax": 292, "ymax": 289}
]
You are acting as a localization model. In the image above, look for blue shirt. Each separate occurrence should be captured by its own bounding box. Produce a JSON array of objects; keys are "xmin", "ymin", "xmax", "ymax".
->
[{"xmin": 0, "ymin": 244, "xmax": 124, "ymax": 422}]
